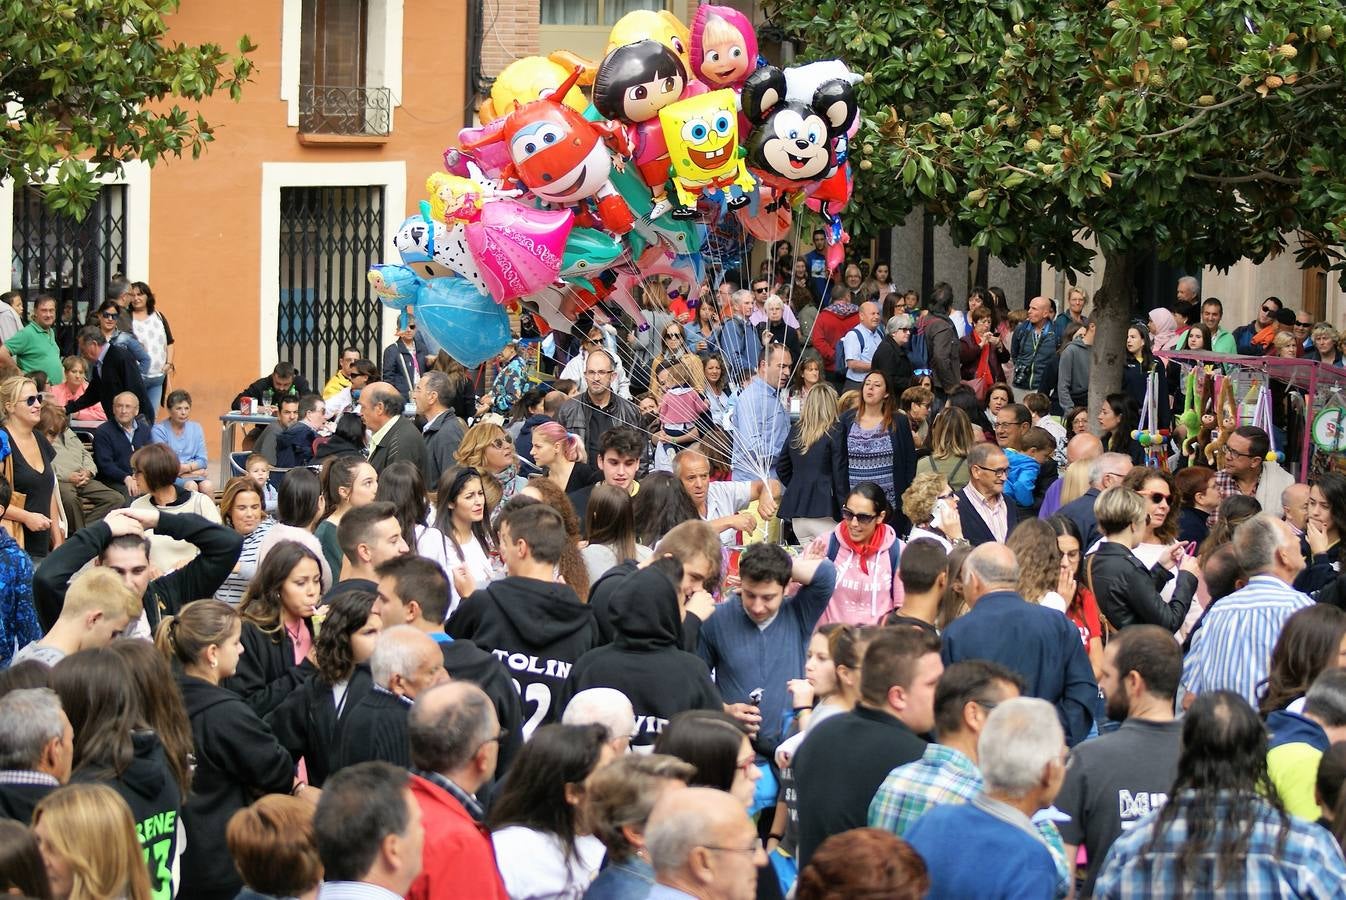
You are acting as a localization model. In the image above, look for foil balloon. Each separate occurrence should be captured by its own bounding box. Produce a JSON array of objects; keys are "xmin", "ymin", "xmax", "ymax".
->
[
  {"xmin": 660, "ymin": 88, "xmax": 756, "ymax": 213},
  {"xmin": 415, "ymin": 277, "xmax": 512, "ymax": 368},
  {"xmin": 461, "ymin": 67, "xmax": 638, "ymax": 235},
  {"xmin": 367, "ymin": 265, "xmax": 422, "ymax": 308},
  {"xmin": 689, "ymin": 4, "xmax": 758, "ymax": 91},
  {"xmin": 741, "ymin": 65, "xmax": 858, "ymax": 194},
  {"xmin": 479, "ymin": 55, "xmax": 589, "ymax": 123},
  {"xmin": 561, "ymin": 228, "xmax": 625, "ymax": 281},
  {"xmin": 606, "ymin": 10, "xmax": 691, "ymax": 73},
  {"xmin": 393, "ymin": 211, "xmax": 488, "ymax": 294},
  {"xmin": 464, "ymin": 201, "xmax": 573, "ymax": 304}
]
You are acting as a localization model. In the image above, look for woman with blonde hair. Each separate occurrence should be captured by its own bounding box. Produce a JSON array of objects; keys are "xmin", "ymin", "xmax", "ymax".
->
[
  {"xmin": 531, "ymin": 421, "xmax": 599, "ymax": 494},
  {"xmin": 778, "ymin": 382, "xmax": 840, "ymax": 543},
  {"xmin": 1057, "ymin": 458, "xmax": 1094, "ymax": 508},
  {"xmin": 32, "ymin": 783, "xmax": 152, "ymax": 900},
  {"xmin": 916, "ymin": 406, "xmax": 974, "ymax": 491},
  {"xmin": 903, "ymin": 471, "xmax": 965, "ymax": 550},
  {"xmin": 0, "ymin": 376, "xmax": 62, "ymax": 559},
  {"xmin": 1006, "ymin": 518, "xmax": 1068, "ymax": 611},
  {"xmin": 456, "ymin": 421, "xmax": 527, "ymax": 522}
]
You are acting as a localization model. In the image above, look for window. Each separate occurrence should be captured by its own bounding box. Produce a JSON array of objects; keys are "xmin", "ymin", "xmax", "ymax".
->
[
  {"xmin": 277, "ymin": 186, "xmax": 385, "ymax": 382},
  {"xmin": 11, "ymin": 185, "xmax": 126, "ymax": 319},
  {"xmin": 541, "ymin": 0, "xmax": 664, "ymax": 27},
  {"xmin": 298, "ymin": 0, "xmax": 391, "ymax": 136}
]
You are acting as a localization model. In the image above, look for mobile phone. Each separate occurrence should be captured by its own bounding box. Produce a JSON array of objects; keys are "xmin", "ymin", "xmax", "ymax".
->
[{"xmin": 748, "ymin": 688, "xmax": 765, "ymax": 706}]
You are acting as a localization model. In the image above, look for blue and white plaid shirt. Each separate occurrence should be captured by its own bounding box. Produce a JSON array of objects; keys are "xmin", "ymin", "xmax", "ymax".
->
[{"xmin": 1093, "ymin": 790, "xmax": 1346, "ymax": 899}]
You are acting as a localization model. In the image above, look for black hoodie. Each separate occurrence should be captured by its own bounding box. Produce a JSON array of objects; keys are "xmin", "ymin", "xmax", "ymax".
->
[
  {"xmin": 177, "ymin": 673, "xmax": 294, "ymax": 900},
  {"xmin": 589, "ymin": 561, "xmax": 703, "ymax": 654},
  {"xmin": 0, "ymin": 776, "xmax": 56, "ymax": 823},
  {"xmin": 562, "ymin": 567, "xmax": 722, "ymax": 747},
  {"xmin": 446, "ymin": 576, "xmax": 600, "ymax": 739},
  {"xmin": 71, "ymin": 731, "xmax": 182, "ymax": 900}
]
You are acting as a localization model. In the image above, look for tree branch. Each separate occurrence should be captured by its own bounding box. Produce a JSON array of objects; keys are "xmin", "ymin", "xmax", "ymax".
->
[{"xmin": 1188, "ymin": 170, "xmax": 1301, "ymax": 185}]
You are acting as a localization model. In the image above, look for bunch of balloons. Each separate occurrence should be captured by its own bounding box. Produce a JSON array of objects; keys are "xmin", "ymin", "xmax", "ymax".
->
[{"xmin": 369, "ymin": 7, "xmax": 859, "ymax": 366}]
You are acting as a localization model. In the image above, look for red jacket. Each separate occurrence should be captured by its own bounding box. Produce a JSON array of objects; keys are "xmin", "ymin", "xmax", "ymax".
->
[
  {"xmin": 810, "ymin": 302, "xmax": 860, "ymax": 372},
  {"xmin": 407, "ymin": 774, "xmax": 509, "ymax": 900}
]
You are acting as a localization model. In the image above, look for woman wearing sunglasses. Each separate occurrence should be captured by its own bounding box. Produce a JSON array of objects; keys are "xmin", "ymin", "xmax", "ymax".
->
[
  {"xmin": 808, "ymin": 482, "xmax": 903, "ymax": 626},
  {"xmin": 650, "ymin": 322, "xmax": 704, "ymax": 398},
  {"xmin": 1084, "ymin": 484, "xmax": 1199, "ymax": 634},
  {"xmin": 0, "ymin": 376, "xmax": 62, "ymax": 559},
  {"xmin": 455, "ymin": 421, "xmax": 527, "ymax": 523}
]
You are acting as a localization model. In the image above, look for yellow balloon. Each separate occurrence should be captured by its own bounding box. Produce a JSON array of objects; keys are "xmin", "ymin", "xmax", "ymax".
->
[
  {"xmin": 605, "ymin": 10, "xmax": 691, "ymax": 74},
  {"xmin": 481, "ymin": 56, "xmax": 588, "ymax": 123},
  {"xmin": 425, "ymin": 173, "xmax": 484, "ymax": 223}
]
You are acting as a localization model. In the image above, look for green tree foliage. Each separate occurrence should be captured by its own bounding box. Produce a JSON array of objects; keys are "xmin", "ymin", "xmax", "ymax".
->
[
  {"xmin": 1, "ymin": 0, "xmax": 255, "ymax": 218},
  {"xmin": 768, "ymin": 0, "xmax": 1346, "ymax": 405}
]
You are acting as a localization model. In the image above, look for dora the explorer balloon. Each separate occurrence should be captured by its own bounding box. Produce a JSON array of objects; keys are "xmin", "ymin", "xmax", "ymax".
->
[
  {"xmin": 690, "ymin": 4, "xmax": 759, "ymax": 91},
  {"xmin": 462, "ymin": 67, "xmax": 637, "ymax": 235},
  {"xmin": 593, "ymin": 40, "xmax": 696, "ymax": 220}
]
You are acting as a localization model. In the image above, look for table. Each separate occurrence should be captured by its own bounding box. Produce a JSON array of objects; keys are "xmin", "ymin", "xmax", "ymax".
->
[{"xmin": 219, "ymin": 413, "xmax": 276, "ymax": 484}]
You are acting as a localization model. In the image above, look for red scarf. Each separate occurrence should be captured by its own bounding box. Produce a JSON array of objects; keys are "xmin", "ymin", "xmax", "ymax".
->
[{"xmin": 840, "ymin": 524, "xmax": 887, "ymax": 574}]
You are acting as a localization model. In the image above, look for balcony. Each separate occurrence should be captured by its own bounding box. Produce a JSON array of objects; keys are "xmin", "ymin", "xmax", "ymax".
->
[{"xmin": 297, "ymin": 84, "xmax": 392, "ymax": 145}]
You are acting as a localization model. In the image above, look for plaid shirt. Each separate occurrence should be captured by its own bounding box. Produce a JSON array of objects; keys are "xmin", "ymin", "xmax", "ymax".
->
[
  {"xmin": 868, "ymin": 744, "xmax": 1071, "ymax": 897},
  {"xmin": 1093, "ymin": 790, "xmax": 1346, "ymax": 899},
  {"xmin": 1207, "ymin": 469, "xmax": 1251, "ymax": 529}
]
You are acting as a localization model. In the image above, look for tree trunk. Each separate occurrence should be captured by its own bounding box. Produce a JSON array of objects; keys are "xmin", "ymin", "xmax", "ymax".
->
[{"xmin": 1088, "ymin": 248, "xmax": 1136, "ymax": 430}]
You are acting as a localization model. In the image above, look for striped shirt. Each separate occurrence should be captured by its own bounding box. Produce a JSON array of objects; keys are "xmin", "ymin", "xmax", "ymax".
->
[
  {"xmin": 214, "ymin": 519, "xmax": 275, "ymax": 606},
  {"xmin": 848, "ymin": 420, "xmax": 897, "ymax": 510},
  {"xmin": 1181, "ymin": 574, "xmax": 1313, "ymax": 707}
]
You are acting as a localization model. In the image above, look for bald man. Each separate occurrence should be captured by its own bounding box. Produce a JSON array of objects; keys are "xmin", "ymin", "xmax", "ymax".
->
[
  {"xmin": 1011, "ymin": 296, "xmax": 1059, "ymax": 396},
  {"xmin": 1282, "ymin": 483, "xmax": 1311, "ymax": 537},
  {"xmin": 362, "ymin": 380, "xmax": 428, "ymax": 474},
  {"xmin": 940, "ymin": 544, "xmax": 1098, "ymax": 745},
  {"xmin": 92, "ymin": 391, "xmax": 153, "ymax": 497},
  {"xmin": 841, "ymin": 300, "xmax": 884, "ymax": 392},
  {"xmin": 675, "ymin": 447, "xmax": 778, "ymax": 546},
  {"xmin": 646, "ymin": 787, "xmax": 766, "ymax": 900},
  {"xmin": 1039, "ymin": 432, "xmax": 1104, "ymax": 518}
]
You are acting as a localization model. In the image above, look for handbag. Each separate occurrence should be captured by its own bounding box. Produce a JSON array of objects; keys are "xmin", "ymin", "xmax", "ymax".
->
[
  {"xmin": 1084, "ymin": 555, "xmax": 1118, "ymax": 645},
  {"xmin": 1, "ymin": 452, "xmax": 26, "ymax": 548},
  {"xmin": 962, "ymin": 341, "xmax": 992, "ymax": 401}
]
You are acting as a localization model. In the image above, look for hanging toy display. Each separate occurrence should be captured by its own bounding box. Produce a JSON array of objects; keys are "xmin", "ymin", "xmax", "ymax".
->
[
  {"xmin": 1204, "ymin": 375, "xmax": 1239, "ymax": 469},
  {"xmin": 1132, "ymin": 368, "xmax": 1170, "ymax": 467},
  {"xmin": 1249, "ymin": 380, "xmax": 1285, "ymax": 464}
]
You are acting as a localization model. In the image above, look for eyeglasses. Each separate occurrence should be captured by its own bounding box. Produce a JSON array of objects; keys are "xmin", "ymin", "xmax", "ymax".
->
[
  {"xmin": 703, "ymin": 843, "xmax": 760, "ymax": 856},
  {"xmin": 937, "ymin": 492, "xmax": 956, "ymax": 501},
  {"xmin": 1223, "ymin": 445, "xmax": 1253, "ymax": 460},
  {"xmin": 664, "ymin": 331, "xmax": 681, "ymax": 339},
  {"xmin": 840, "ymin": 507, "xmax": 879, "ymax": 524},
  {"xmin": 474, "ymin": 726, "xmax": 510, "ymax": 753},
  {"xmin": 1145, "ymin": 491, "xmax": 1171, "ymax": 505},
  {"xmin": 993, "ymin": 420, "xmax": 1026, "ymax": 430},
  {"xmin": 584, "ymin": 369, "xmax": 614, "ymax": 377},
  {"xmin": 973, "ymin": 464, "xmax": 1010, "ymax": 478}
]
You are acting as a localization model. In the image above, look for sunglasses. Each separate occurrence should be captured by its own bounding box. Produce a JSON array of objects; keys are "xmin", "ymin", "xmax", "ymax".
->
[
  {"xmin": 1262, "ymin": 306, "xmax": 1277, "ymax": 314},
  {"xmin": 100, "ymin": 311, "xmax": 118, "ymax": 319},
  {"xmin": 488, "ymin": 438, "xmax": 511, "ymax": 450},
  {"xmin": 840, "ymin": 507, "xmax": 879, "ymax": 524},
  {"xmin": 1145, "ymin": 491, "xmax": 1171, "ymax": 505},
  {"xmin": 1296, "ymin": 321, "xmax": 1312, "ymax": 328},
  {"xmin": 20, "ymin": 395, "xmax": 40, "ymax": 407},
  {"xmin": 754, "ymin": 287, "xmax": 769, "ymax": 293}
]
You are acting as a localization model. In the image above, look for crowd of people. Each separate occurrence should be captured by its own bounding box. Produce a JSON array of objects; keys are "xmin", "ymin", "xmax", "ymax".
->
[{"xmin": 1, "ymin": 259, "xmax": 1346, "ymax": 899}]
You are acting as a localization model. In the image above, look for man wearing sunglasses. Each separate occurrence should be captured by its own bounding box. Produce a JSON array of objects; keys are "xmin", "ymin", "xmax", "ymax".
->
[
  {"xmin": 1233, "ymin": 295, "xmax": 1282, "ymax": 356},
  {"xmin": 381, "ymin": 312, "xmax": 430, "ymax": 400},
  {"xmin": 956, "ymin": 443, "xmax": 1018, "ymax": 546},
  {"xmin": 1213, "ymin": 425, "xmax": 1295, "ymax": 520}
]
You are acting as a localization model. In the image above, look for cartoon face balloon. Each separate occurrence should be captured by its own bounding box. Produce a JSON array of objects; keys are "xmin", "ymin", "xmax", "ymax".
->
[
  {"xmin": 605, "ymin": 10, "xmax": 691, "ymax": 74},
  {"xmin": 740, "ymin": 66, "xmax": 858, "ymax": 192},
  {"xmin": 661, "ymin": 88, "xmax": 757, "ymax": 210},
  {"xmin": 690, "ymin": 5, "xmax": 758, "ymax": 90},
  {"xmin": 480, "ymin": 56, "xmax": 589, "ymax": 123},
  {"xmin": 393, "ymin": 213, "xmax": 488, "ymax": 294}
]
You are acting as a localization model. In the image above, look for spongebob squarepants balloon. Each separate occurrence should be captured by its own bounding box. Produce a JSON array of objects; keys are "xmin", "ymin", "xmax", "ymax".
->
[{"xmin": 659, "ymin": 88, "xmax": 755, "ymax": 214}]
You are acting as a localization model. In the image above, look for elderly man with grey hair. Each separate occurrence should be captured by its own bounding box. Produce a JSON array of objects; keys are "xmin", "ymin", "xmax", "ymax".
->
[
  {"xmin": 563, "ymin": 687, "xmax": 636, "ymax": 756},
  {"xmin": 0, "ymin": 687, "xmax": 73, "ymax": 822},
  {"xmin": 333, "ymin": 625, "xmax": 449, "ymax": 770},
  {"xmin": 906, "ymin": 697, "xmax": 1068, "ymax": 898},
  {"xmin": 840, "ymin": 300, "xmax": 884, "ymax": 392},
  {"xmin": 940, "ymin": 543, "xmax": 1097, "ymax": 745},
  {"xmin": 645, "ymin": 786, "xmax": 766, "ymax": 900},
  {"xmin": 1055, "ymin": 450, "xmax": 1134, "ymax": 548},
  {"xmin": 1176, "ymin": 274, "xmax": 1200, "ymax": 304},
  {"xmin": 713, "ymin": 289, "xmax": 763, "ymax": 381},
  {"xmin": 405, "ymin": 681, "xmax": 509, "ymax": 898},
  {"xmin": 1182, "ymin": 513, "xmax": 1312, "ymax": 708}
]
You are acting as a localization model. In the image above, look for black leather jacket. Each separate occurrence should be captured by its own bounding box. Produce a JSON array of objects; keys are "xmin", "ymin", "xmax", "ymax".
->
[{"xmin": 1085, "ymin": 541, "xmax": 1196, "ymax": 633}]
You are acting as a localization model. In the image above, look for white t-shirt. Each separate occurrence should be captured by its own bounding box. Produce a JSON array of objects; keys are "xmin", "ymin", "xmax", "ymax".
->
[
  {"xmin": 490, "ymin": 828, "xmax": 604, "ymax": 900},
  {"xmin": 706, "ymin": 480, "xmax": 754, "ymax": 546},
  {"xmin": 417, "ymin": 525, "xmax": 494, "ymax": 619}
]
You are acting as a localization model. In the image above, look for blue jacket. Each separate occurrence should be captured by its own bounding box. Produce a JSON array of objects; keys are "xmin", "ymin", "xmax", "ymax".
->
[
  {"xmin": 777, "ymin": 423, "xmax": 840, "ymax": 521},
  {"xmin": 941, "ymin": 590, "xmax": 1098, "ymax": 745},
  {"xmin": 1002, "ymin": 448, "xmax": 1041, "ymax": 509},
  {"xmin": 697, "ymin": 562, "xmax": 837, "ymax": 753},
  {"xmin": 906, "ymin": 798, "xmax": 1060, "ymax": 900},
  {"xmin": 93, "ymin": 419, "xmax": 152, "ymax": 482},
  {"xmin": 714, "ymin": 317, "xmax": 761, "ymax": 378},
  {"xmin": 1010, "ymin": 321, "xmax": 1058, "ymax": 392}
]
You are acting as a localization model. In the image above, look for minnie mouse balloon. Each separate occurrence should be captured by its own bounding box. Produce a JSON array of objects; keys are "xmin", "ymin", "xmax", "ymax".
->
[
  {"xmin": 464, "ymin": 201, "xmax": 573, "ymax": 304},
  {"xmin": 415, "ymin": 277, "xmax": 513, "ymax": 368}
]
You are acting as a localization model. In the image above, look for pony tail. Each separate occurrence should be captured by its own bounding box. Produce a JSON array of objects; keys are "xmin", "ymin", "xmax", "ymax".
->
[{"xmin": 565, "ymin": 432, "xmax": 586, "ymax": 464}]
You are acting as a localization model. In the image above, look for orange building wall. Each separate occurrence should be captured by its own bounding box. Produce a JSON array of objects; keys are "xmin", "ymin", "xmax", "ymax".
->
[{"xmin": 147, "ymin": 0, "xmax": 467, "ymax": 441}]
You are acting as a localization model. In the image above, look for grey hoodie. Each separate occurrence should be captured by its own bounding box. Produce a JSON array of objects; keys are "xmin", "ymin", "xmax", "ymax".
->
[{"xmin": 1058, "ymin": 334, "xmax": 1091, "ymax": 409}]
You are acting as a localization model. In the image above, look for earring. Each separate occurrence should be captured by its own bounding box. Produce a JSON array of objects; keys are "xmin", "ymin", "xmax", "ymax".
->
[{"xmin": 210, "ymin": 659, "xmax": 218, "ymax": 669}]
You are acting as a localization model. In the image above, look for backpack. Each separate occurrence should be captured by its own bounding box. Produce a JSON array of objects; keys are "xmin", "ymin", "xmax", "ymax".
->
[
  {"xmin": 834, "ymin": 326, "xmax": 878, "ymax": 376},
  {"xmin": 825, "ymin": 533, "xmax": 902, "ymax": 580},
  {"xmin": 908, "ymin": 325, "xmax": 930, "ymax": 371}
]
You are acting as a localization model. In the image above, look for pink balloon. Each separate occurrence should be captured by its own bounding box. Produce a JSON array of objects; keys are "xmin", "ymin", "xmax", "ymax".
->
[{"xmin": 465, "ymin": 201, "xmax": 573, "ymax": 303}]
